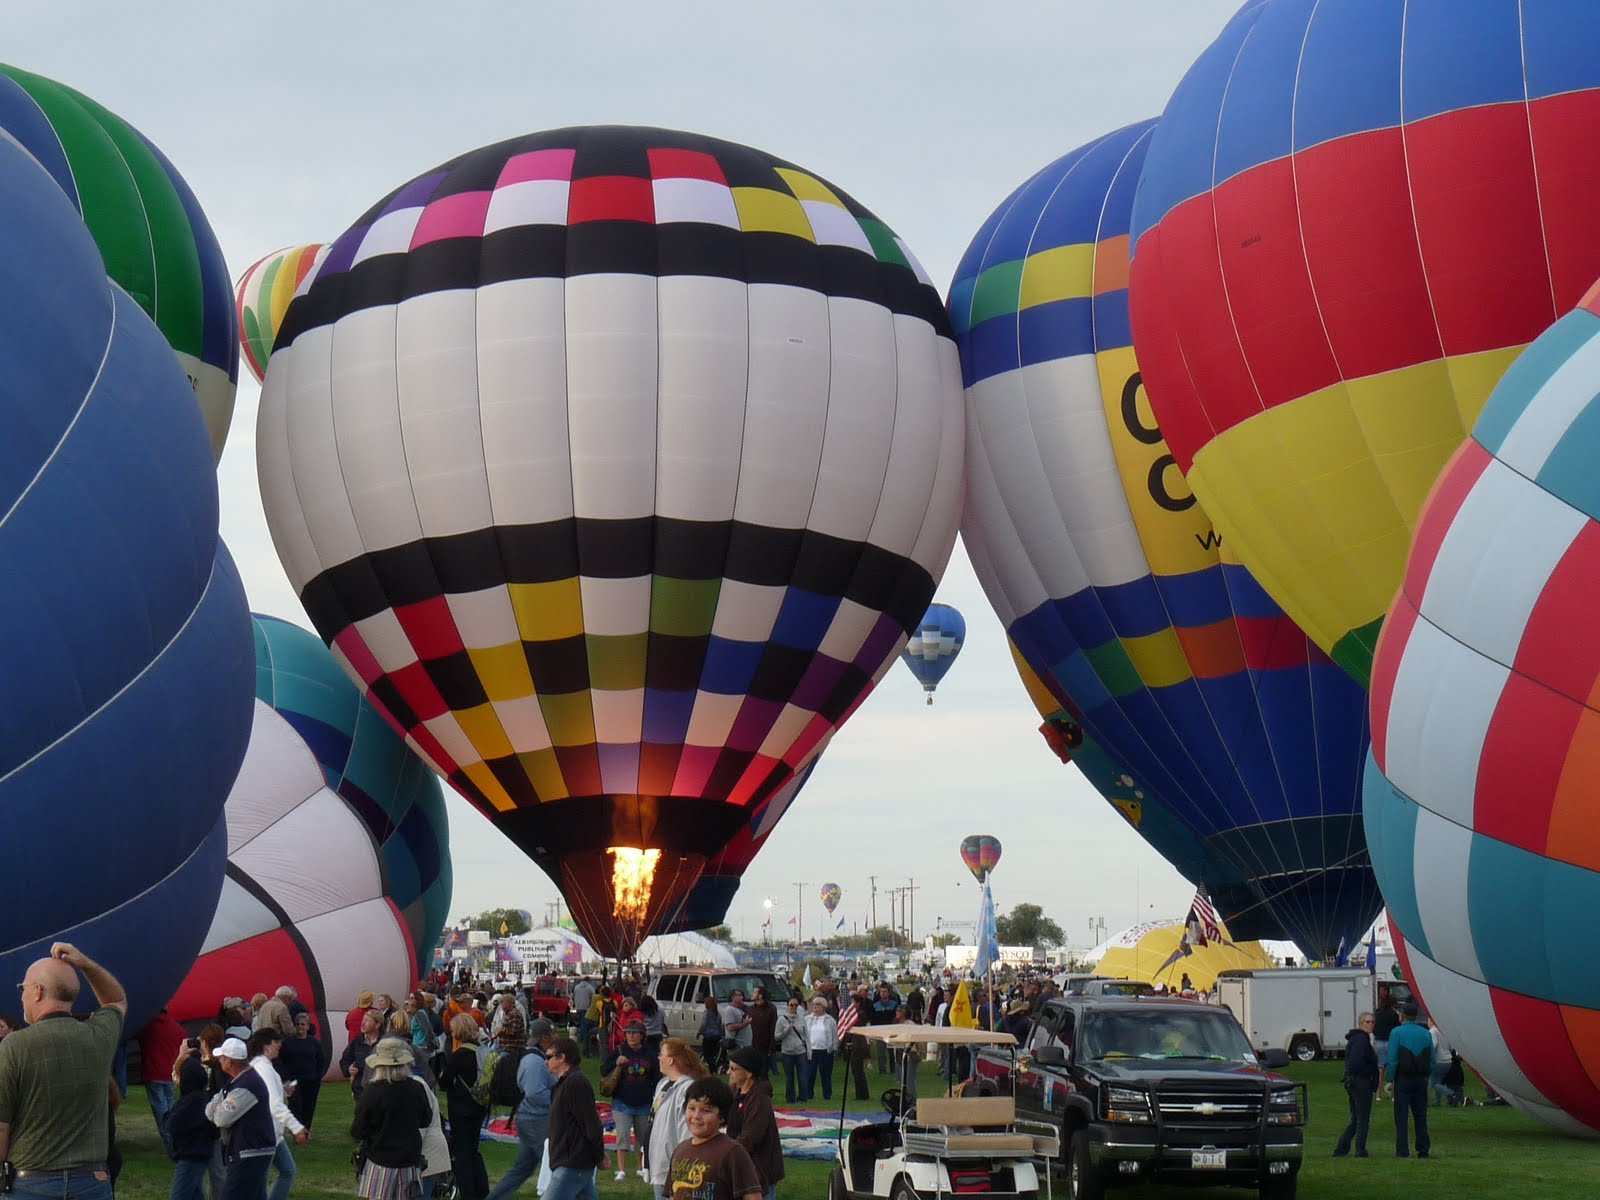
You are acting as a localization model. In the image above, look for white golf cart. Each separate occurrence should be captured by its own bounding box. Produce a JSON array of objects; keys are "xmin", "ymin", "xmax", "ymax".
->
[{"xmin": 828, "ymin": 1024, "xmax": 1059, "ymax": 1200}]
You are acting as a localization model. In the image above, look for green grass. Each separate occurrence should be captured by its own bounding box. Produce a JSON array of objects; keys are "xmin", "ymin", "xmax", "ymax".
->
[{"xmin": 107, "ymin": 1058, "xmax": 1600, "ymax": 1198}]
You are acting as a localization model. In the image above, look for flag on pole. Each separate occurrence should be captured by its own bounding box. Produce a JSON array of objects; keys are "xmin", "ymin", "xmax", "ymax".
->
[
  {"xmin": 787, "ymin": 917, "xmax": 796, "ymax": 926},
  {"xmin": 1365, "ymin": 939, "xmax": 1378, "ymax": 974},
  {"xmin": 836, "ymin": 916, "xmax": 846, "ymax": 930},
  {"xmin": 974, "ymin": 879, "xmax": 999, "ymax": 976},
  {"xmin": 1334, "ymin": 935, "xmax": 1349, "ymax": 968},
  {"xmin": 802, "ymin": 963, "xmax": 813, "ymax": 990},
  {"xmin": 837, "ymin": 996, "xmax": 861, "ymax": 1038},
  {"xmin": 948, "ymin": 979, "xmax": 976, "ymax": 1028},
  {"xmin": 1190, "ymin": 891, "xmax": 1224, "ymax": 944}
]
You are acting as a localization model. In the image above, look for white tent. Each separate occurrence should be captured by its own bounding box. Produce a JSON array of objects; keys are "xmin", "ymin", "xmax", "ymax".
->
[
  {"xmin": 507, "ymin": 927, "xmax": 595, "ymax": 964},
  {"xmin": 633, "ymin": 930, "xmax": 737, "ymax": 968}
]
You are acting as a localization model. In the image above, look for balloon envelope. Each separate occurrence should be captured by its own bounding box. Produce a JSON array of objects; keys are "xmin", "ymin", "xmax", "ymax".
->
[
  {"xmin": 1366, "ymin": 283, "xmax": 1600, "ymax": 1137},
  {"xmin": 258, "ymin": 125, "xmax": 964, "ymax": 958},
  {"xmin": 900, "ymin": 601, "xmax": 965, "ymax": 701},
  {"xmin": 1129, "ymin": 0, "xmax": 1600, "ymax": 684},
  {"xmin": 236, "ymin": 243, "xmax": 328, "ymax": 384},
  {"xmin": 0, "ymin": 133, "xmax": 252, "ymax": 1030},
  {"xmin": 820, "ymin": 883, "xmax": 842, "ymax": 915},
  {"xmin": 0, "ymin": 64, "xmax": 238, "ymax": 460},
  {"xmin": 955, "ymin": 120, "xmax": 1378, "ymax": 958}
]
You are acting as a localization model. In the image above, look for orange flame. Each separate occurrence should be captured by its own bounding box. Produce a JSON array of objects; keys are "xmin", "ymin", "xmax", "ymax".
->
[{"xmin": 609, "ymin": 846, "xmax": 661, "ymax": 925}]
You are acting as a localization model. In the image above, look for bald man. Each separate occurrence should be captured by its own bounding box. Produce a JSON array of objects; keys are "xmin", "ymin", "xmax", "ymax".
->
[{"xmin": 0, "ymin": 943, "xmax": 128, "ymax": 1200}]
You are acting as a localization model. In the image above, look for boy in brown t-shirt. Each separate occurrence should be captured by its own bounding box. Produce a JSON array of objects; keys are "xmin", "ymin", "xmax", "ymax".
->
[{"xmin": 667, "ymin": 1077, "xmax": 763, "ymax": 1200}]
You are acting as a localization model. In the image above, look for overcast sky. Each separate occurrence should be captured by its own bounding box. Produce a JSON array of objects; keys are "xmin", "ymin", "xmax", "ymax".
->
[{"xmin": 3, "ymin": 1, "xmax": 1249, "ymax": 951}]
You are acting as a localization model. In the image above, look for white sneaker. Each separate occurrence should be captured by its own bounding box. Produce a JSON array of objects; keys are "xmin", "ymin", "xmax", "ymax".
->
[
  {"xmin": 637, "ymin": 1168, "xmax": 649, "ymax": 1181},
  {"xmin": 614, "ymin": 1170, "xmax": 627, "ymax": 1181}
]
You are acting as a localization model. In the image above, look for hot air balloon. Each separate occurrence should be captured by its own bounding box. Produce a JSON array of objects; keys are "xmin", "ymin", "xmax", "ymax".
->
[
  {"xmin": 0, "ymin": 132, "xmax": 253, "ymax": 1030},
  {"xmin": 257, "ymin": 126, "xmax": 964, "ymax": 959},
  {"xmin": 0, "ymin": 65, "xmax": 238, "ymax": 460},
  {"xmin": 820, "ymin": 883, "xmax": 842, "ymax": 917},
  {"xmin": 1129, "ymin": 0, "xmax": 1600, "ymax": 685},
  {"xmin": 960, "ymin": 835, "xmax": 1002, "ymax": 882},
  {"xmin": 236, "ymin": 243, "xmax": 328, "ymax": 384},
  {"xmin": 169, "ymin": 616, "xmax": 453, "ymax": 1074},
  {"xmin": 900, "ymin": 601, "xmax": 965, "ymax": 703},
  {"xmin": 954, "ymin": 120, "xmax": 1378, "ymax": 959},
  {"xmin": 1365, "ymin": 281, "xmax": 1600, "ymax": 1137}
]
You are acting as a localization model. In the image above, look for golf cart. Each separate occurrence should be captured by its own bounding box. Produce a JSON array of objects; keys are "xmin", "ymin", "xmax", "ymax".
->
[{"xmin": 829, "ymin": 1024, "xmax": 1060, "ymax": 1199}]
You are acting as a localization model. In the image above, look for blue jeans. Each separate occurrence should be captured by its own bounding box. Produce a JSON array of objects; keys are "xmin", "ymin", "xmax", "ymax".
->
[
  {"xmin": 147, "ymin": 1080, "xmax": 177, "ymax": 1150},
  {"xmin": 483, "ymin": 1115, "xmax": 548, "ymax": 1200},
  {"xmin": 172, "ymin": 1159, "xmax": 209, "ymax": 1200},
  {"xmin": 1334, "ymin": 1083, "xmax": 1374, "ymax": 1155},
  {"xmin": 13, "ymin": 1170, "xmax": 114, "ymax": 1200},
  {"xmin": 541, "ymin": 1167, "xmax": 598, "ymax": 1200},
  {"xmin": 802, "ymin": 1050, "xmax": 833, "ymax": 1101},
  {"xmin": 268, "ymin": 1141, "xmax": 296, "ymax": 1200},
  {"xmin": 1392, "ymin": 1078, "xmax": 1431, "ymax": 1157},
  {"xmin": 781, "ymin": 1054, "xmax": 803, "ymax": 1102},
  {"xmin": 220, "ymin": 1155, "xmax": 272, "ymax": 1200}
]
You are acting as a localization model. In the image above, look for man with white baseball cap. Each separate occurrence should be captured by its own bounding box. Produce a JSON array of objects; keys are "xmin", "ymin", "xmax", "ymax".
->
[{"xmin": 204, "ymin": 1038, "xmax": 277, "ymax": 1200}]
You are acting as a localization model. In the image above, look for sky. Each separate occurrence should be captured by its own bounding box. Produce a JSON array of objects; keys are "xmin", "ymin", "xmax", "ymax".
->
[{"xmin": 2, "ymin": 0, "xmax": 1250, "ymax": 953}]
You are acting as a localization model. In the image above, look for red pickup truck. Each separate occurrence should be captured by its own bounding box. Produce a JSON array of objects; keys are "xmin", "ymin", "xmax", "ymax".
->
[{"xmin": 527, "ymin": 975, "xmax": 573, "ymax": 1018}]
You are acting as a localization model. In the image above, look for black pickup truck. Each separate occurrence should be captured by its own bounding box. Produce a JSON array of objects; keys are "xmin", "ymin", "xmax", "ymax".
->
[{"xmin": 972, "ymin": 997, "xmax": 1305, "ymax": 1200}]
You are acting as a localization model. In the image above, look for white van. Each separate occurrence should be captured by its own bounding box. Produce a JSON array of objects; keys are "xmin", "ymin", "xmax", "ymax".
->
[{"xmin": 650, "ymin": 968, "xmax": 794, "ymax": 1041}]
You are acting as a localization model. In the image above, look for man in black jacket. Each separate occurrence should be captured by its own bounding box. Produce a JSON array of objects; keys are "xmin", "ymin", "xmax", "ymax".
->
[
  {"xmin": 1333, "ymin": 1012, "xmax": 1380, "ymax": 1158},
  {"xmin": 543, "ymin": 1037, "xmax": 606, "ymax": 1200}
]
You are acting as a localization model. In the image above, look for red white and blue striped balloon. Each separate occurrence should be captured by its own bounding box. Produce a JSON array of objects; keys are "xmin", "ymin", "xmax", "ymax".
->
[{"xmin": 1366, "ymin": 281, "xmax": 1600, "ymax": 1137}]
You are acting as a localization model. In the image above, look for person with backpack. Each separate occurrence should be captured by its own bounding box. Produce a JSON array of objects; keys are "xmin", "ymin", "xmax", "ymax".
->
[
  {"xmin": 1387, "ymin": 1002, "xmax": 1433, "ymax": 1158},
  {"xmin": 438, "ymin": 1014, "xmax": 489, "ymax": 1200},
  {"xmin": 483, "ymin": 1019, "xmax": 555, "ymax": 1200}
]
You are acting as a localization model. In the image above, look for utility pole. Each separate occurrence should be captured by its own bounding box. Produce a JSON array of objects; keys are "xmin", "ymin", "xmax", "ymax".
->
[
  {"xmin": 793, "ymin": 882, "xmax": 808, "ymax": 948},
  {"xmin": 869, "ymin": 876, "xmax": 878, "ymax": 946}
]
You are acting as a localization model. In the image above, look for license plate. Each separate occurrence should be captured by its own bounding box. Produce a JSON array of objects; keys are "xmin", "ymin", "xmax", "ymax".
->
[{"xmin": 1191, "ymin": 1150, "xmax": 1227, "ymax": 1169}]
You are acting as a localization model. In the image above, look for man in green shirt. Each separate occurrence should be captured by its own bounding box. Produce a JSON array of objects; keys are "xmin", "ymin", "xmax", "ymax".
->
[{"xmin": 0, "ymin": 943, "xmax": 127, "ymax": 1200}]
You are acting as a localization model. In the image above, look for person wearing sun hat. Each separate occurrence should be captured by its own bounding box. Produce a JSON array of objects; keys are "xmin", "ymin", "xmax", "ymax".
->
[{"xmin": 349, "ymin": 1039, "xmax": 432, "ymax": 1200}]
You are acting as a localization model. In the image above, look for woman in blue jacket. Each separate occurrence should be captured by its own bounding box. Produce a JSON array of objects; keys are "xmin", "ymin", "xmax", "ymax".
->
[{"xmin": 1333, "ymin": 1012, "xmax": 1380, "ymax": 1157}]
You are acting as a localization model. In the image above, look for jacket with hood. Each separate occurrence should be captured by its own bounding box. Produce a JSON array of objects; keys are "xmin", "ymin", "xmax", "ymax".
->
[
  {"xmin": 729, "ymin": 1077, "xmax": 785, "ymax": 1188},
  {"xmin": 167, "ymin": 1058, "xmax": 220, "ymax": 1162},
  {"xmin": 1342, "ymin": 1027, "xmax": 1379, "ymax": 1091}
]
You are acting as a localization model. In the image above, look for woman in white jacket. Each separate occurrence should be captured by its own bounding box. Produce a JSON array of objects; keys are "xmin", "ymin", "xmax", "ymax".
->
[
  {"xmin": 646, "ymin": 1037, "xmax": 708, "ymax": 1200},
  {"xmin": 801, "ymin": 996, "xmax": 839, "ymax": 1103}
]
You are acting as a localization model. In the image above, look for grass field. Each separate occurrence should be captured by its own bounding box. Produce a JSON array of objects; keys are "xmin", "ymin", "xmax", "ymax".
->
[{"xmin": 105, "ymin": 1057, "xmax": 1600, "ymax": 1198}]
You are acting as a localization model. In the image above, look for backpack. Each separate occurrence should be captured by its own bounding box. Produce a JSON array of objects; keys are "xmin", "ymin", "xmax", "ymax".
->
[
  {"xmin": 490, "ymin": 1046, "xmax": 526, "ymax": 1107},
  {"xmin": 468, "ymin": 1046, "xmax": 504, "ymax": 1109}
]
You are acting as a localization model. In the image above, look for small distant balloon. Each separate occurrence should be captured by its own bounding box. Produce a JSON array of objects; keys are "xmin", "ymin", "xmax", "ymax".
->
[
  {"xmin": 235, "ymin": 243, "xmax": 328, "ymax": 384},
  {"xmin": 820, "ymin": 882, "xmax": 842, "ymax": 915},
  {"xmin": 960, "ymin": 834, "xmax": 1002, "ymax": 882},
  {"xmin": 900, "ymin": 601, "xmax": 965, "ymax": 704}
]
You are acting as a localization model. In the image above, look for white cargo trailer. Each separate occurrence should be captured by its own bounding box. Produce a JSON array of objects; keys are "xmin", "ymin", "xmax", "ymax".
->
[{"xmin": 1214, "ymin": 967, "xmax": 1378, "ymax": 1062}]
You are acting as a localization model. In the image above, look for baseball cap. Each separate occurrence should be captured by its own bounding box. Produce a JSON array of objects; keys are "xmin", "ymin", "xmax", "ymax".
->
[
  {"xmin": 215, "ymin": 1037, "xmax": 249, "ymax": 1061},
  {"xmin": 527, "ymin": 1018, "xmax": 554, "ymax": 1040}
]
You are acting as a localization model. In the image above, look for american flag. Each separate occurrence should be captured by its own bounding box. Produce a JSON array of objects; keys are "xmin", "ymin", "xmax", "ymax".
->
[
  {"xmin": 1189, "ymin": 891, "xmax": 1224, "ymax": 945},
  {"xmin": 836, "ymin": 997, "xmax": 861, "ymax": 1039}
]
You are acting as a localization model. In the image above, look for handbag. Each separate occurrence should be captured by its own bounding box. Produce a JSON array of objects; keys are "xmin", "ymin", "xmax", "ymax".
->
[{"xmin": 600, "ymin": 1062, "xmax": 625, "ymax": 1097}]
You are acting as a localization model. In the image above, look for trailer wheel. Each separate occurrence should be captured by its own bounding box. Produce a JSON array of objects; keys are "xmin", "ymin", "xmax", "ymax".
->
[{"xmin": 1289, "ymin": 1035, "xmax": 1320, "ymax": 1062}]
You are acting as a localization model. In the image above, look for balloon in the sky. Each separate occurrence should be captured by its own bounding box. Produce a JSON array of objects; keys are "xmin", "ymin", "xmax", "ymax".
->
[
  {"xmin": 236, "ymin": 244, "xmax": 328, "ymax": 384},
  {"xmin": 900, "ymin": 601, "xmax": 965, "ymax": 704},
  {"xmin": 0, "ymin": 64, "xmax": 239, "ymax": 460},
  {"xmin": 955, "ymin": 120, "xmax": 1379, "ymax": 959},
  {"xmin": 167, "ymin": 697, "xmax": 440, "ymax": 1078},
  {"xmin": 257, "ymin": 126, "xmax": 964, "ymax": 958},
  {"xmin": 820, "ymin": 883, "xmax": 842, "ymax": 916},
  {"xmin": 1366, "ymin": 282, "xmax": 1600, "ymax": 1136},
  {"xmin": 960, "ymin": 835, "xmax": 1001, "ymax": 882},
  {"xmin": 1129, "ymin": 0, "xmax": 1600, "ymax": 685},
  {"xmin": 250, "ymin": 614, "xmax": 453, "ymax": 955},
  {"xmin": 0, "ymin": 132, "xmax": 253, "ymax": 1030}
]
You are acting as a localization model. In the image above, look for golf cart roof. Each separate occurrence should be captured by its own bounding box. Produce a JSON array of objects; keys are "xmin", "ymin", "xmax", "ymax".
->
[{"xmin": 852, "ymin": 1023, "xmax": 1018, "ymax": 1046}]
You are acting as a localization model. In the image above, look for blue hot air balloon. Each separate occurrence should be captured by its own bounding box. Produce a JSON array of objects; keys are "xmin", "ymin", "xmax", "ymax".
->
[
  {"xmin": 0, "ymin": 131, "xmax": 253, "ymax": 1029},
  {"xmin": 953, "ymin": 120, "xmax": 1379, "ymax": 959},
  {"xmin": 901, "ymin": 602, "xmax": 966, "ymax": 704}
]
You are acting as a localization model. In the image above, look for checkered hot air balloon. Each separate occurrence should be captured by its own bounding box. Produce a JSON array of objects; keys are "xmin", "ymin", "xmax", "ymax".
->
[
  {"xmin": 953, "ymin": 120, "xmax": 1377, "ymax": 958},
  {"xmin": 899, "ymin": 601, "xmax": 964, "ymax": 704},
  {"xmin": 1129, "ymin": 0, "xmax": 1600, "ymax": 686},
  {"xmin": 1366, "ymin": 280, "xmax": 1600, "ymax": 1138},
  {"xmin": 257, "ymin": 126, "xmax": 963, "ymax": 959}
]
